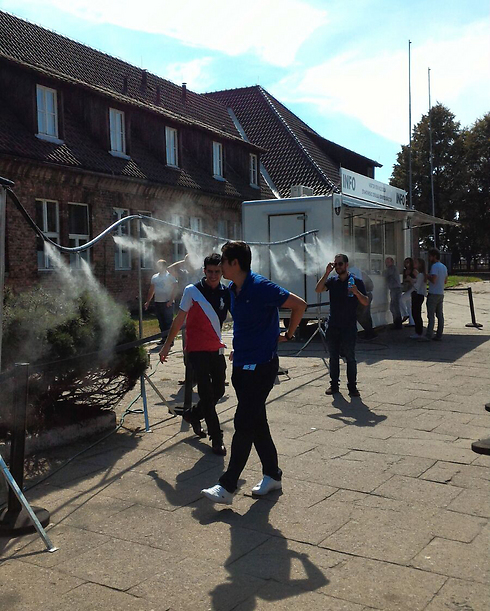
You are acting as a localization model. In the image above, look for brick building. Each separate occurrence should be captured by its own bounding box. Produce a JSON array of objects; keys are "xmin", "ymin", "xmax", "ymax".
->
[{"xmin": 0, "ymin": 12, "xmax": 269, "ymax": 306}]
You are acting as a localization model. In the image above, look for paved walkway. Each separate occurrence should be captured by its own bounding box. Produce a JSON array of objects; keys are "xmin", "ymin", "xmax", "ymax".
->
[{"xmin": 1, "ymin": 283, "xmax": 489, "ymax": 610}]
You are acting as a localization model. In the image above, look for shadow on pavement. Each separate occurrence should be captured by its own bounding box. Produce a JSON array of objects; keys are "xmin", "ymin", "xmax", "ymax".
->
[
  {"xmin": 329, "ymin": 395, "xmax": 387, "ymax": 427},
  {"xmin": 193, "ymin": 497, "xmax": 329, "ymax": 610}
]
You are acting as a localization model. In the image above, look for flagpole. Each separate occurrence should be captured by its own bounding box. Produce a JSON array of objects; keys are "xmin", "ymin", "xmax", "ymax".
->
[
  {"xmin": 408, "ymin": 40, "xmax": 413, "ymax": 211},
  {"xmin": 428, "ymin": 67, "xmax": 436, "ymax": 247}
]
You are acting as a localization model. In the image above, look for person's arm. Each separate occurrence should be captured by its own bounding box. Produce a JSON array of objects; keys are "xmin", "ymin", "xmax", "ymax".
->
[
  {"xmin": 144, "ymin": 284, "xmax": 155, "ymax": 310},
  {"xmin": 278, "ymin": 293, "xmax": 307, "ymax": 342},
  {"xmin": 159, "ymin": 309, "xmax": 187, "ymax": 362},
  {"xmin": 167, "ymin": 277, "xmax": 178, "ymax": 307},
  {"xmin": 349, "ymin": 282, "xmax": 369, "ymax": 307},
  {"xmin": 315, "ymin": 263, "xmax": 334, "ymax": 293},
  {"xmin": 167, "ymin": 260, "xmax": 183, "ymax": 279}
]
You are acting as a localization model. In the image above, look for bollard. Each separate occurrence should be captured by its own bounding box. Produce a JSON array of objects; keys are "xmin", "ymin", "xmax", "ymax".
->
[
  {"xmin": 0, "ymin": 363, "xmax": 51, "ymax": 534},
  {"xmin": 465, "ymin": 287, "xmax": 483, "ymax": 328}
]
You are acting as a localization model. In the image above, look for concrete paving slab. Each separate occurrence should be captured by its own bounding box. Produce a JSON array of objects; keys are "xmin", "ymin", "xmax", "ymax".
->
[
  {"xmin": 446, "ymin": 487, "xmax": 490, "ymax": 518},
  {"xmin": 58, "ymin": 538, "xmax": 173, "ymax": 590},
  {"xmin": 420, "ymin": 461, "xmax": 490, "ymax": 492},
  {"xmin": 128, "ymin": 556, "xmax": 267, "ymax": 611},
  {"xmin": 411, "ymin": 532, "xmax": 489, "ymax": 584},
  {"xmin": 423, "ymin": 577, "xmax": 490, "ymax": 611},
  {"xmin": 319, "ymin": 555, "xmax": 446, "ymax": 611},
  {"xmin": 0, "ymin": 559, "xmax": 83, "ymax": 610},
  {"xmin": 372, "ymin": 475, "xmax": 463, "ymax": 507}
]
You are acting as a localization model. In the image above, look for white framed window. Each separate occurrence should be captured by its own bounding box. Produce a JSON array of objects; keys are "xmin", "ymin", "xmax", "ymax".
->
[
  {"xmin": 212, "ymin": 141, "xmax": 223, "ymax": 179},
  {"xmin": 35, "ymin": 199, "xmax": 59, "ymax": 270},
  {"xmin": 218, "ymin": 220, "xmax": 241, "ymax": 240},
  {"xmin": 36, "ymin": 85, "xmax": 59, "ymax": 140},
  {"xmin": 109, "ymin": 108, "xmax": 126, "ymax": 155},
  {"xmin": 139, "ymin": 211, "xmax": 153, "ymax": 269},
  {"xmin": 250, "ymin": 153, "xmax": 258, "ymax": 186},
  {"xmin": 113, "ymin": 207, "xmax": 131, "ymax": 270},
  {"xmin": 165, "ymin": 126, "xmax": 179, "ymax": 167},
  {"xmin": 68, "ymin": 203, "xmax": 90, "ymax": 268},
  {"xmin": 172, "ymin": 214, "xmax": 202, "ymax": 261}
]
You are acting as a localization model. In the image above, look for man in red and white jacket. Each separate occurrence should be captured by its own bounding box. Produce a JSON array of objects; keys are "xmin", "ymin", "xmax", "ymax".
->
[{"xmin": 159, "ymin": 253, "xmax": 230, "ymax": 455}]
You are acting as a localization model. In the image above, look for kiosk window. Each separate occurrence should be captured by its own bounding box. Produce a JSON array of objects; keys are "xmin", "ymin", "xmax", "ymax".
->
[
  {"xmin": 385, "ymin": 222, "xmax": 396, "ymax": 255},
  {"xmin": 370, "ymin": 219, "xmax": 383, "ymax": 254},
  {"xmin": 354, "ymin": 217, "xmax": 367, "ymax": 253}
]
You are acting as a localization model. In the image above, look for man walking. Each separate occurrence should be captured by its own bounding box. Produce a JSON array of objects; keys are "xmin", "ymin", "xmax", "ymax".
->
[
  {"xmin": 159, "ymin": 254, "xmax": 230, "ymax": 455},
  {"xmin": 201, "ymin": 241, "xmax": 306, "ymax": 504},
  {"xmin": 145, "ymin": 259, "xmax": 177, "ymax": 343},
  {"xmin": 315, "ymin": 254, "xmax": 368, "ymax": 397},
  {"xmin": 425, "ymin": 248, "xmax": 448, "ymax": 341}
]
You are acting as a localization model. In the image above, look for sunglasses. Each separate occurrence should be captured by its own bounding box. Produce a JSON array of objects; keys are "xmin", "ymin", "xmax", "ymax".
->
[{"xmin": 334, "ymin": 262, "xmax": 345, "ymax": 267}]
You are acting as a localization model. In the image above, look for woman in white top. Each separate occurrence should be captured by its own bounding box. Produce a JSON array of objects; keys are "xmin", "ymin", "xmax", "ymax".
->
[{"xmin": 410, "ymin": 258, "xmax": 427, "ymax": 339}]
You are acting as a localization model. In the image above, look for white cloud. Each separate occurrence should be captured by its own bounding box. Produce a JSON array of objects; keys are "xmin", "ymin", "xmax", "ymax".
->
[
  {"xmin": 27, "ymin": 0, "xmax": 328, "ymax": 67},
  {"xmin": 272, "ymin": 19, "xmax": 490, "ymax": 143},
  {"xmin": 165, "ymin": 57, "xmax": 213, "ymax": 91}
]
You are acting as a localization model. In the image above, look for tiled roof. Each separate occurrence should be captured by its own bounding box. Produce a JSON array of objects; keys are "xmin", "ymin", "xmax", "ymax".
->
[
  {"xmin": 0, "ymin": 11, "xmax": 250, "ymax": 144},
  {"xmin": 0, "ymin": 101, "xmax": 271, "ymax": 201},
  {"xmin": 206, "ymin": 86, "xmax": 381, "ymax": 198}
]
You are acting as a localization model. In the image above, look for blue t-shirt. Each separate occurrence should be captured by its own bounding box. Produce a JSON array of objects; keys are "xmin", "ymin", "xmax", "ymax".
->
[
  {"xmin": 229, "ymin": 271, "xmax": 289, "ymax": 366},
  {"xmin": 325, "ymin": 274, "xmax": 366, "ymax": 329}
]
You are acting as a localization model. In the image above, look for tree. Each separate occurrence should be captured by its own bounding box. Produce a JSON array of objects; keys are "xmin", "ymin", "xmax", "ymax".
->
[
  {"xmin": 459, "ymin": 113, "xmax": 490, "ymax": 269},
  {"xmin": 1, "ymin": 287, "xmax": 148, "ymax": 436},
  {"xmin": 391, "ymin": 103, "xmax": 466, "ymax": 252}
]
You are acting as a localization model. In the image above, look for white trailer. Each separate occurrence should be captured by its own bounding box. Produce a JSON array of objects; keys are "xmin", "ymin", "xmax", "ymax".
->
[{"xmin": 242, "ymin": 170, "xmax": 445, "ymax": 329}]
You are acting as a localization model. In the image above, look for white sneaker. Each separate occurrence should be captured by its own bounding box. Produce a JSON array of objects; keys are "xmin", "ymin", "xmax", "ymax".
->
[
  {"xmin": 201, "ymin": 484, "xmax": 234, "ymax": 505},
  {"xmin": 251, "ymin": 476, "xmax": 282, "ymax": 496}
]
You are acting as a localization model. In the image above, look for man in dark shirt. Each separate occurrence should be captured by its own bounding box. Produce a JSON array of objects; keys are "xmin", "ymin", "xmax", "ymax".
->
[
  {"xmin": 201, "ymin": 241, "xmax": 306, "ymax": 505},
  {"xmin": 160, "ymin": 253, "xmax": 230, "ymax": 455},
  {"xmin": 315, "ymin": 253, "xmax": 368, "ymax": 397}
]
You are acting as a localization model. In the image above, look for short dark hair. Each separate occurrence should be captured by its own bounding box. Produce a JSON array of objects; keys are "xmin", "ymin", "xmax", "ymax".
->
[
  {"xmin": 221, "ymin": 241, "xmax": 251, "ymax": 272},
  {"xmin": 204, "ymin": 253, "xmax": 221, "ymax": 268},
  {"xmin": 428, "ymin": 248, "xmax": 440, "ymax": 260},
  {"xmin": 335, "ymin": 253, "xmax": 349, "ymax": 264}
]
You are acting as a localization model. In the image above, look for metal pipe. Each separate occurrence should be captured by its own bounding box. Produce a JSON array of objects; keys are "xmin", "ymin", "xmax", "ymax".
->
[
  {"xmin": 428, "ymin": 68, "xmax": 436, "ymax": 247},
  {"xmin": 7, "ymin": 363, "xmax": 29, "ymax": 514},
  {"xmin": 0, "ymin": 184, "xmax": 7, "ymax": 372}
]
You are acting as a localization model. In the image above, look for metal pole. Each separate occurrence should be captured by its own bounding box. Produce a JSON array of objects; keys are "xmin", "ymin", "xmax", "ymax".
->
[
  {"xmin": 428, "ymin": 68, "xmax": 436, "ymax": 247},
  {"xmin": 408, "ymin": 40, "xmax": 413, "ymax": 211},
  {"xmin": 0, "ymin": 363, "xmax": 51, "ymax": 535},
  {"xmin": 0, "ymin": 179, "xmax": 14, "ymax": 372},
  {"xmin": 465, "ymin": 287, "xmax": 483, "ymax": 328},
  {"xmin": 137, "ymin": 218, "xmax": 151, "ymax": 432}
]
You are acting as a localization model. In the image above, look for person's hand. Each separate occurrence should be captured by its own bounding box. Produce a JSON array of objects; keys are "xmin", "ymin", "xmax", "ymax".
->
[
  {"xmin": 166, "ymin": 301, "xmax": 173, "ymax": 308},
  {"xmin": 326, "ymin": 262, "xmax": 334, "ymax": 274},
  {"xmin": 159, "ymin": 344, "xmax": 170, "ymax": 363},
  {"xmin": 348, "ymin": 283, "xmax": 359, "ymax": 296},
  {"xmin": 144, "ymin": 301, "xmax": 149, "ymax": 310},
  {"xmin": 228, "ymin": 350, "xmax": 234, "ymax": 362}
]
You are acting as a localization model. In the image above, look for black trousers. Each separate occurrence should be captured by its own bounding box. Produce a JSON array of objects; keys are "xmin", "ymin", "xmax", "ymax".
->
[
  {"xmin": 411, "ymin": 292, "xmax": 425, "ymax": 336},
  {"xmin": 326, "ymin": 325, "xmax": 357, "ymax": 389},
  {"xmin": 219, "ymin": 356, "xmax": 280, "ymax": 493},
  {"xmin": 188, "ymin": 351, "xmax": 226, "ymax": 443}
]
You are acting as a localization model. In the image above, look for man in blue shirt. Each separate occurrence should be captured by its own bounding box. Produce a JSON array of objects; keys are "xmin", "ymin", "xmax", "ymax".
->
[
  {"xmin": 201, "ymin": 241, "xmax": 306, "ymax": 505},
  {"xmin": 315, "ymin": 253, "xmax": 368, "ymax": 397}
]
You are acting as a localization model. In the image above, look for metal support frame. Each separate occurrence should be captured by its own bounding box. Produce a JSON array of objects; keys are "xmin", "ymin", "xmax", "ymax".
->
[
  {"xmin": 137, "ymin": 218, "xmax": 151, "ymax": 432},
  {"xmin": 0, "ymin": 364, "xmax": 54, "ymax": 546}
]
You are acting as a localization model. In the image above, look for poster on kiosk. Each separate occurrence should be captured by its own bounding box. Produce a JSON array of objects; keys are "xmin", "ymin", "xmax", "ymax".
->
[{"xmin": 242, "ymin": 169, "xmax": 410, "ymax": 329}]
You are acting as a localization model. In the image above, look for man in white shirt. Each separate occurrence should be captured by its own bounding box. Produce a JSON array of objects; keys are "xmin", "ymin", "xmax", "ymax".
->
[
  {"xmin": 144, "ymin": 259, "xmax": 177, "ymax": 343},
  {"xmin": 426, "ymin": 248, "xmax": 448, "ymax": 341}
]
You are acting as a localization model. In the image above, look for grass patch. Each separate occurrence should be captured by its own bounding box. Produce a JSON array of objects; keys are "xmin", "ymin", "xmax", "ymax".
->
[
  {"xmin": 131, "ymin": 313, "xmax": 162, "ymax": 338},
  {"xmin": 446, "ymin": 275, "xmax": 483, "ymax": 288}
]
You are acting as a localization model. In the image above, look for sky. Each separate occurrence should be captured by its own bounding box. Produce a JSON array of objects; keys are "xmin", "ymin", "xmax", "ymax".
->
[{"xmin": 2, "ymin": 0, "xmax": 489, "ymax": 184}]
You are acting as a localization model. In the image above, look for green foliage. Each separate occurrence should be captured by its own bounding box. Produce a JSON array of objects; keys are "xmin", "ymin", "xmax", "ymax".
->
[
  {"xmin": 391, "ymin": 106, "xmax": 490, "ymax": 268},
  {"xmin": 1, "ymin": 287, "xmax": 148, "ymax": 436}
]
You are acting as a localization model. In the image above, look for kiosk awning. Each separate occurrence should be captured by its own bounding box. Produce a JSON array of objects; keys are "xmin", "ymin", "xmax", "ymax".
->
[{"xmin": 341, "ymin": 196, "xmax": 458, "ymax": 228}]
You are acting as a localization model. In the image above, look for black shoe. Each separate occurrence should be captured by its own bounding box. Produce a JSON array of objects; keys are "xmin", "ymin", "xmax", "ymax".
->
[
  {"xmin": 325, "ymin": 385, "xmax": 339, "ymax": 395},
  {"xmin": 183, "ymin": 409, "xmax": 206, "ymax": 437},
  {"xmin": 348, "ymin": 387, "xmax": 361, "ymax": 397},
  {"xmin": 432, "ymin": 336, "xmax": 442, "ymax": 341},
  {"xmin": 211, "ymin": 443, "xmax": 227, "ymax": 456}
]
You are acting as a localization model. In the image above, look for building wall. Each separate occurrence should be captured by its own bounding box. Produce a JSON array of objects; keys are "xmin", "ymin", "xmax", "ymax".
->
[{"xmin": 1, "ymin": 158, "xmax": 241, "ymax": 308}]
